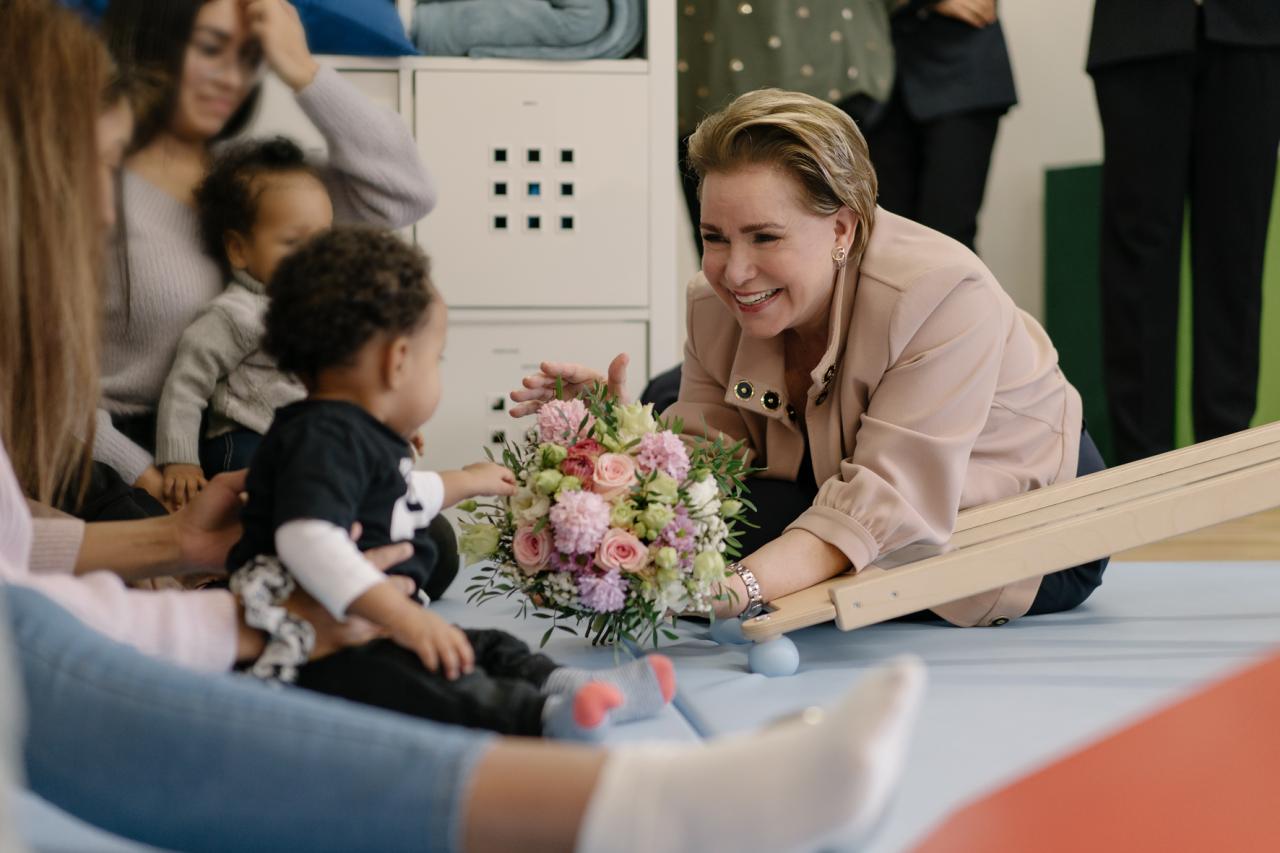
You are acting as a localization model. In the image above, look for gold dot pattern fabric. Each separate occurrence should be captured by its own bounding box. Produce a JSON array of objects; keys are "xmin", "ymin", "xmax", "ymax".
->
[{"xmin": 677, "ymin": 0, "xmax": 896, "ymax": 134}]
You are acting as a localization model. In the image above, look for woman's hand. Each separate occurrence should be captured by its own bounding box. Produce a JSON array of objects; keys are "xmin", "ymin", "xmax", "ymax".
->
[
  {"xmin": 508, "ymin": 352, "xmax": 631, "ymax": 418},
  {"xmin": 163, "ymin": 464, "xmax": 207, "ymax": 509},
  {"xmin": 241, "ymin": 0, "xmax": 318, "ymax": 91},
  {"xmin": 236, "ymin": 540, "xmax": 417, "ymax": 665},
  {"xmin": 933, "ymin": 0, "xmax": 997, "ymax": 28},
  {"xmin": 171, "ymin": 469, "xmax": 248, "ymax": 575}
]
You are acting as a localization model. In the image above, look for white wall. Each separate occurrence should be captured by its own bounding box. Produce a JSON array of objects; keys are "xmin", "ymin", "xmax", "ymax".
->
[
  {"xmin": 672, "ymin": 1, "xmax": 1104, "ymax": 323},
  {"xmin": 978, "ymin": 0, "xmax": 1101, "ymax": 318}
]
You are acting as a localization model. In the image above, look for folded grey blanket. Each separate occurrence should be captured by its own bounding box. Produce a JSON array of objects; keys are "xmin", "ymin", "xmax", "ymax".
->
[{"xmin": 412, "ymin": 0, "xmax": 644, "ymax": 60}]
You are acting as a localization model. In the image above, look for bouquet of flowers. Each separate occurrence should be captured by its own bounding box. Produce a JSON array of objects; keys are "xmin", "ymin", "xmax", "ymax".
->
[{"xmin": 457, "ymin": 383, "xmax": 755, "ymax": 647}]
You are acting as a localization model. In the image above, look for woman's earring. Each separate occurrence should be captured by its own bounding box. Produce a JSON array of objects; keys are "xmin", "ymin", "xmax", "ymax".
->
[{"xmin": 832, "ymin": 245, "xmax": 848, "ymax": 269}]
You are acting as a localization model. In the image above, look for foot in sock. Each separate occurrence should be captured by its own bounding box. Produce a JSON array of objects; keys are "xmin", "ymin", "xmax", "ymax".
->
[
  {"xmin": 543, "ymin": 655, "xmax": 677, "ymax": 725},
  {"xmin": 542, "ymin": 682, "xmax": 623, "ymax": 741},
  {"xmin": 574, "ymin": 655, "xmax": 927, "ymax": 853}
]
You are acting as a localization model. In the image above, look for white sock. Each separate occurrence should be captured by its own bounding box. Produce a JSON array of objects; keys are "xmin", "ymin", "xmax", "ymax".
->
[{"xmin": 574, "ymin": 655, "xmax": 926, "ymax": 853}]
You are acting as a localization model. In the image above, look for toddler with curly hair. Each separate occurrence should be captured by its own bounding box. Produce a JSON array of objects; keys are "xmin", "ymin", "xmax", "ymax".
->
[{"xmin": 226, "ymin": 225, "xmax": 677, "ymax": 739}]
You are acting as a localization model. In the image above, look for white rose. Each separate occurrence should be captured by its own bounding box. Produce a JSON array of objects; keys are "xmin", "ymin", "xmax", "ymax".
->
[{"xmin": 684, "ymin": 476, "xmax": 721, "ymax": 519}]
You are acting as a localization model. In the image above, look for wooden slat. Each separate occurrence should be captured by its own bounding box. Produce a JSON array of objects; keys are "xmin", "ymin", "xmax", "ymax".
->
[{"xmin": 744, "ymin": 427, "xmax": 1280, "ymax": 641}]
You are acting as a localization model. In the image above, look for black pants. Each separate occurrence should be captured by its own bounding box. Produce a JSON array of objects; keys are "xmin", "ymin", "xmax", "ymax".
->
[
  {"xmin": 737, "ymin": 428, "xmax": 1110, "ymax": 618},
  {"xmin": 862, "ymin": 87, "xmax": 1003, "ymax": 251},
  {"xmin": 295, "ymin": 629, "xmax": 560, "ymax": 736},
  {"xmin": 1093, "ymin": 31, "xmax": 1280, "ymax": 463},
  {"xmin": 57, "ymin": 461, "xmax": 168, "ymax": 521}
]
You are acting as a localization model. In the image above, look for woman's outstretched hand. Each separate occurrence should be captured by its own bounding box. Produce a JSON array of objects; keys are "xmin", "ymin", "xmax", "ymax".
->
[{"xmin": 508, "ymin": 353, "xmax": 631, "ymax": 418}]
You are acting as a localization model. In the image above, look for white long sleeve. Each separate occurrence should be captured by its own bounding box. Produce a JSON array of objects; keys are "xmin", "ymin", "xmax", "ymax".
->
[{"xmin": 275, "ymin": 519, "xmax": 388, "ymax": 620}]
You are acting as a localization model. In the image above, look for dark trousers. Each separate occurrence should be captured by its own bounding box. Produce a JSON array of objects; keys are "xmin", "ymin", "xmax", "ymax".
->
[
  {"xmin": 737, "ymin": 428, "xmax": 1110, "ymax": 618},
  {"xmin": 56, "ymin": 460, "xmax": 168, "ymax": 521},
  {"xmin": 862, "ymin": 88, "xmax": 1003, "ymax": 251},
  {"xmin": 1093, "ymin": 34, "xmax": 1280, "ymax": 463},
  {"xmin": 60, "ymin": 411, "xmax": 168, "ymax": 521},
  {"xmin": 294, "ymin": 629, "xmax": 561, "ymax": 736},
  {"xmin": 199, "ymin": 428, "xmax": 263, "ymax": 478}
]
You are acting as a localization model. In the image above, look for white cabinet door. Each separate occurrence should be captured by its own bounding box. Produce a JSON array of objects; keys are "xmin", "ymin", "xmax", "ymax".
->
[
  {"xmin": 419, "ymin": 319, "xmax": 648, "ymax": 471},
  {"xmin": 414, "ymin": 70, "xmax": 649, "ymax": 309}
]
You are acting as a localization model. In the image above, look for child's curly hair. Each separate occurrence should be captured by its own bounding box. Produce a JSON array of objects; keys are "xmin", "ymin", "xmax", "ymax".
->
[
  {"xmin": 193, "ymin": 136, "xmax": 321, "ymax": 271},
  {"xmin": 264, "ymin": 226, "xmax": 434, "ymax": 381}
]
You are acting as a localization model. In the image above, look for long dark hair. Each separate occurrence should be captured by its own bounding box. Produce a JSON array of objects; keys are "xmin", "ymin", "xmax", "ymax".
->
[
  {"xmin": 102, "ymin": 0, "xmax": 264, "ymax": 320},
  {"xmin": 102, "ymin": 0, "xmax": 261, "ymax": 152}
]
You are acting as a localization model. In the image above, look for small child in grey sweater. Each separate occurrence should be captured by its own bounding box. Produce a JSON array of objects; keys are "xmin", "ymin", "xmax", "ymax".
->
[{"xmin": 156, "ymin": 138, "xmax": 331, "ymax": 507}]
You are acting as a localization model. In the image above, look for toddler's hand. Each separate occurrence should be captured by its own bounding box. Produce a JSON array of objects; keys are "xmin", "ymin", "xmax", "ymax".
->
[
  {"xmin": 463, "ymin": 461, "xmax": 517, "ymax": 498},
  {"xmin": 163, "ymin": 464, "xmax": 208, "ymax": 509},
  {"xmin": 391, "ymin": 609, "xmax": 475, "ymax": 680}
]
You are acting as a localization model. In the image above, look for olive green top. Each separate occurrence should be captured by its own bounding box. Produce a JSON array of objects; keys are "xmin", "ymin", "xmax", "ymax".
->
[{"xmin": 677, "ymin": 0, "xmax": 898, "ymax": 135}]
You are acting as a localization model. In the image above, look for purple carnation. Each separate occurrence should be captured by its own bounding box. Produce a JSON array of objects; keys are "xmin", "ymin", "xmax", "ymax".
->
[
  {"xmin": 578, "ymin": 569, "xmax": 627, "ymax": 613},
  {"xmin": 635, "ymin": 431, "xmax": 691, "ymax": 482},
  {"xmin": 659, "ymin": 505, "xmax": 698, "ymax": 551},
  {"xmin": 548, "ymin": 490, "xmax": 611, "ymax": 554}
]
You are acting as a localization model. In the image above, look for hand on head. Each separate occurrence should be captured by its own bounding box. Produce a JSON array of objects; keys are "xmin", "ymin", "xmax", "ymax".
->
[
  {"xmin": 508, "ymin": 352, "xmax": 630, "ymax": 418},
  {"xmin": 239, "ymin": 0, "xmax": 318, "ymax": 91}
]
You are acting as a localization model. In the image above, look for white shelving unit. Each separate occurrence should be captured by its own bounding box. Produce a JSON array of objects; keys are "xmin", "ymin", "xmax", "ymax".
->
[{"xmin": 246, "ymin": 3, "xmax": 678, "ymax": 471}]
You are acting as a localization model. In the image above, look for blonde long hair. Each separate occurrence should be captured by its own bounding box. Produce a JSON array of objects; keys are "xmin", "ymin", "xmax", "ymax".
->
[
  {"xmin": 0, "ymin": 0, "xmax": 113, "ymax": 505},
  {"xmin": 686, "ymin": 88, "xmax": 879, "ymax": 263}
]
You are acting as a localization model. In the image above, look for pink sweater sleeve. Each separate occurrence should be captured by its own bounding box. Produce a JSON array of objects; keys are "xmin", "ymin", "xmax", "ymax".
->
[
  {"xmin": 4, "ymin": 567, "xmax": 239, "ymax": 673},
  {"xmin": 2, "ymin": 454, "xmax": 239, "ymax": 672}
]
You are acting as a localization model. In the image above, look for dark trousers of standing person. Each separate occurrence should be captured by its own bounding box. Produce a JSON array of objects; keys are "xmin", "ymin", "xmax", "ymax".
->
[
  {"xmin": 862, "ymin": 87, "xmax": 1002, "ymax": 251},
  {"xmin": 295, "ymin": 630, "xmax": 561, "ymax": 735},
  {"xmin": 1092, "ymin": 36, "xmax": 1280, "ymax": 464}
]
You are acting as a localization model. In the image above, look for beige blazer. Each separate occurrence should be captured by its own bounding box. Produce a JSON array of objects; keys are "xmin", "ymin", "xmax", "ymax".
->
[{"xmin": 667, "ymin": 209, "xmax": 1083, "ymax": 627}]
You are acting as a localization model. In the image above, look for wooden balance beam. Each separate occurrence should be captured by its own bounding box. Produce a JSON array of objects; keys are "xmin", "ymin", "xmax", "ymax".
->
[{"xmin": 732, "ymin": 421, "xmax": 1280, "ymax": 673}]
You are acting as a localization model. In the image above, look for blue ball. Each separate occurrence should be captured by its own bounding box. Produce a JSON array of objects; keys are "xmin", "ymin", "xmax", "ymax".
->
[
  {"xmin": 748, "ymin": 636, "xmax": 800, "ymax": 677},
  {"xmin": 709, "ymin": 617, "xmax": 749, "ymax": 645}
]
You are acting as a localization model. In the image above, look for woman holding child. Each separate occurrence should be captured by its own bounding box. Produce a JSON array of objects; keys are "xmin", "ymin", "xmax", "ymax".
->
[
  {"xmin": 1, "ymin": 2, "xmax": 925, "ymax": 851},
  {"xmin": 513, "ymin": 90, "xmax": 1110, "ymax": 628},
  {"xmin": 92, "ymin": 0, "xmax": 434, "ymax": 510}
]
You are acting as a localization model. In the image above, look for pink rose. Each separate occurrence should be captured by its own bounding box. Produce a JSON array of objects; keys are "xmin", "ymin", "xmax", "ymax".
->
[
  {"xmin": 512, "ymin": 525, "xmax": 553, "ymax": 573},
  {"xmin": 595, "ymin": 528, "xmax": 649, "ymax": 573},
  {"xmin": 592, "ymin": 452, "xmax": 637, "ymax": 500}
]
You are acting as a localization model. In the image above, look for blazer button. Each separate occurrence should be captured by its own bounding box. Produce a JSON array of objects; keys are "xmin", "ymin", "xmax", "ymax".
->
[
  {"xmin": 734, "ymin": 380, "xmax": 754, "ymax": 400},
  {"xmin": 990, "ymin": 617, "xmax": 1009, "ymax": 627},
  {"xmin": 785, "ymin": 404, "xmax": 798, "ymax": 421},
  {"xmin": 762, "ymin": 390, "xmax": 781, "ymax": 410}
]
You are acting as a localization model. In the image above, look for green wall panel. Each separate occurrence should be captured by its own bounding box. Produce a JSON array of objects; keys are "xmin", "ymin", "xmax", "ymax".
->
[{"xmin": 1044, "ymin": 163, "xmax": 1280, "ymax": 465}]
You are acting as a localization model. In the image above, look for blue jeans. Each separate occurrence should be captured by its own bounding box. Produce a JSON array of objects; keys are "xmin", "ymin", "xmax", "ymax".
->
[
  {"xmin": 199, "ymin": 428, "xmax": 262, "ymax": 478},
  {"xmin": 4, "ymin": 585, "xmax": 492, "ymax": 853}
]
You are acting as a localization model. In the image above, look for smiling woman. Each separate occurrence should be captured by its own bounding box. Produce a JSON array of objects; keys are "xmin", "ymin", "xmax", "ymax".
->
[{"xmin": 512, "ymin": 88, "xmax": 1110, "ymax": 630}]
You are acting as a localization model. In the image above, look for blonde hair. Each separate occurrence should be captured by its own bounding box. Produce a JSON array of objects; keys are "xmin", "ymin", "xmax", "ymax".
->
[
  {"xmin": 0, "ymin": 0, "xmax": 113, "ymax": 505},
  {"xmin": 686, "ymin": 88, "xmax": 878, "ymax": 262}
]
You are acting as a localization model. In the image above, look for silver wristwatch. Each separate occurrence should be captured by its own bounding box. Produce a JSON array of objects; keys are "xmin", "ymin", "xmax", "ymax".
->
[{"xmin": 728, "ymin": 561, "xmax": 765, "ymax": 619}]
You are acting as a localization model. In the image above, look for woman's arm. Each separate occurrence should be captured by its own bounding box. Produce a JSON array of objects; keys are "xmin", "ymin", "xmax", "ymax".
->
[
  {"xmin": 243, "ymin": 0, "xmax": 435, "ymax": 228},
  {"xmin": 92, "ymin": 407, "xmax": 156, "ymax": 488},
  {"xmin": 787, "ymin": 278, "xmax": 1006, "ymax": 571}
]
